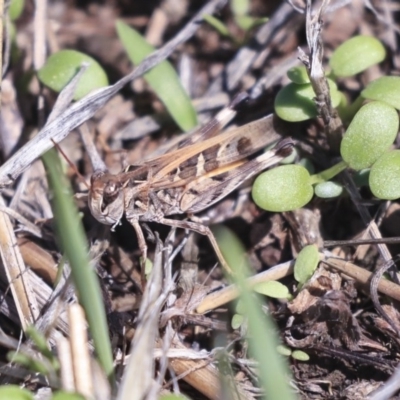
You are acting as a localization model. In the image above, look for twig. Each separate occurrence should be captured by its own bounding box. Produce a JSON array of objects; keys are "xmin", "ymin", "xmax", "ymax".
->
[{"xmin": 298, "ymin": 0, "xmax": 344, "ymax": 151}]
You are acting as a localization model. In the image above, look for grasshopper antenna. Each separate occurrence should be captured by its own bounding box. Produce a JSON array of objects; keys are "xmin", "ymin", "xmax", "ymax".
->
[{"xmin": 51, "ymin": 139, "xmax": 90, "ymax": 190}]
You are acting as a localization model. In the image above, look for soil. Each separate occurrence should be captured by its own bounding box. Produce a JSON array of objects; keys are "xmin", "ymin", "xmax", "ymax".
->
[{"xmin": 1, "ymin": 0, "xmax": 400, "ymax": 399}]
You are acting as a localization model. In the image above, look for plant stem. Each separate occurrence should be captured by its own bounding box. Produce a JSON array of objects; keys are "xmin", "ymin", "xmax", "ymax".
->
[{"xmin": 309, "ymin": 160, "xmax": 348, "ymax": 185}]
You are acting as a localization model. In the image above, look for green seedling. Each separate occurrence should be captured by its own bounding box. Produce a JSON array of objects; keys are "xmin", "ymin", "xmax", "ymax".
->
[
  {"xmin": 159, "ymin": 395, "xmax": 190, "ymax": 400},
  {"xmin": 7, "ymin": 351, "xmax": 51, "ymax": 376},
  {"xmin": 25, "ymin": 326, "xmax": 59, "ymax": 369},
  {"xmin": 116, "ymin": 20, "xmax": 197, "ymax": 132},
  {"xmin": 329, "ymin": 35, "xmax": 386, "ymax": 78},
  {"xmin": 254, "ymin": 35, "xmax": 400, "ymax": 214},
  {"xmin": 204, "ymin": 0, "xmax": 267, "ymax": 44},
  {"xmin": 276, "ymin": 345, "xmax": 310, "ymax": 362},
  {"xmin": 294, "ymin": 245, "xmax": 320, "ymax": 285},
  {"xmin": 38, "ymin": 50, "xmax": 108, "ymax": 100},
  {"xmin": 274, "ymin": 79, "xmax": 341, "ymax": 122},
  {"xmin": 252, "ymin": 164, "xmax": 314, "ymax": 212},
  {"xmin": 291, "ymin": 350, "xmax": 310, "ymax": 361},
  {"xmin": 275, "ymin": 36, "xmax": 386, "ymax": 123},
  {"xmin": 340, "ymin": 101, "xmax": 399, "ymax": 170},
  {"xmin": 0, "ymin": 385, "xmax": 34, "ymax": 400},
  {"xmin": 362, "ymin": 76, "xmax": 400, "ymax": 110},
  {"xmin": 37, "ymin": 50, "xmax": 108, "ymax": 100},
  {"xmin": 369, "ymin": 150, "xmax": 400, "ymax": 200},
  {"xmin": 253, "ymin": 280, "xmax": 291, "ymax": 299},
  {"xmin": 314, "ymin": 181, "xmax": 344, "ymax": 199},
  {"xmin": 51, "ymin": 392, "xmax": 86, "ymax": 400},
  {"xmin": 277, "ymin": 345, "xmax": 292, "ymax": 357},
  {"xmin": 9, "ymin": 0, "xmax": 25, "ymax": 21}
]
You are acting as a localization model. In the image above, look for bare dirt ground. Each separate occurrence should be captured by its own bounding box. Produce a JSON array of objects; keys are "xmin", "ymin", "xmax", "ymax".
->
[{"xmin": 1, "ymin": 0, "xmax": 400, "ymax": 399}]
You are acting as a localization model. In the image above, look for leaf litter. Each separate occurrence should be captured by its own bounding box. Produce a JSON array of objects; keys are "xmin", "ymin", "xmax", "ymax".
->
[{"xmin": 1, "ymin": 0, "xmax": 400, "ymax": 399}]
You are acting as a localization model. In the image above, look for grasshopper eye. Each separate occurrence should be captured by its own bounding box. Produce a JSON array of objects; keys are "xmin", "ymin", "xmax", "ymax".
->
[{"xmin": 104, "ymin": 182, "xmax": 121, "ymax": 199}]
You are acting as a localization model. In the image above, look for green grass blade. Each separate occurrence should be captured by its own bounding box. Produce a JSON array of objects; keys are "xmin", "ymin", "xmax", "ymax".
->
[
  {"xmin": 116, "ymin": 20, "xmax": 198, "ymax": 132},
  {"xmin": 213, "ymin": 225, "xmax": 296, "ymax": 400},
  {"xmin": 42, "ymin": 149, "xmax": 114, "ymax": 385}
]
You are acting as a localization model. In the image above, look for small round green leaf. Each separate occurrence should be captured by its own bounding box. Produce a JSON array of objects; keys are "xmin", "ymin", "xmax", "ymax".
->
[
  {"xmin": 0, "ymin": 386, "xmax": 33, "ymax": 400},
  {"xmin": 9, "ymin": 0, "xmax": 25, "ymax": 21},
  {"xmin": 159, "ymin": 395, "xmax": 190, "ymax": 400},
  {"xmin": 231, "ymin": 313, "xmax": 245, "ymax": 329},
  {"xmin": 287, "ymin": 66, "xmax": 310, "ymax": 84},
  {"xmin": 362, "ymin": 76, "xmax": 400, "ymax": 110},
  {"xmin": 253, "ymin": 281, "xmax": 290, "ymax": 299},
  {"xmin": 369, "ymin": 150, "xmax": 400, "ymax": 200},
  {"xmin": 291, "ymin": 350, "xmax": 310, "ymax": 361},
  {"xmin": 37, "ymin": 50, "xmax": 108, "ymax": 100},
  {"xmin": 275, "ymin": 80, "xmax": 341, "ymax": 122},
  {"xmin": 329, "ymin": 36, "xmax": 386, "ymax": 77},
  {"xmin": 276, "ymin": 345, "xmax": 292, "ymax": 357},
  {"xmin": 52, "ymin": 392, "xmax": 86, "ymax": 400},
  {"xmin": 116, "ymin": 20, "xmax": 197, "ymax": 131},
  {"xmin": 314, "ymin": 181, "xmax": 343, "ymax": 198},
  {"xmin": 252, "ymin": 165, "xmax": 313, "ymax": 212},
  {"xmin": 340, "ymin": 101, "xmax": 399, "ymax": 170},
  {"xmin": 294, "ymin": 244, "xmax": 320, "ymax": 284}
]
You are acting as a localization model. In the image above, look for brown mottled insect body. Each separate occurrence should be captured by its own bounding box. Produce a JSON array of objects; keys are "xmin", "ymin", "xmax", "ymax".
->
[{"xmin": 89, "ymin": 109, "xmax": 293, "ymax": 271}]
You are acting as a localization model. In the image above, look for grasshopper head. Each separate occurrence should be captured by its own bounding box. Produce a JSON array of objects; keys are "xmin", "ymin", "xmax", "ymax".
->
[{"xmin": 89, "ymin": 170, "xmax": 125, "ymax": 226}]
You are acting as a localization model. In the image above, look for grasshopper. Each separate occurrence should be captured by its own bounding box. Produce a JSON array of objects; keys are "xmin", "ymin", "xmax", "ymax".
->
[{"xmin": 88, "ymin": 98, "xmax": 293, "ymax": 272}]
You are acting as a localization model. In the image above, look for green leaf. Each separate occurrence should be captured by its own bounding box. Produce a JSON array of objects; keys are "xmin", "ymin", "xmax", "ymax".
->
[
  {"xmin": 231, "ymin": 0, "xmax": 250, "ymax": 16},
  {"xmin": 234, "ymin": 15, "xmax": 267, "ymax": 31},
  {"xmin": 116, "ymin": 20, "xmax": 197, "ymax": 131},
  {"xmin": 253, "ymin": 281, "xmax": 290, "ymax": 299},
  {"xmin": 42, "ymin": 150, "xmax": 114, "ymax": 384},
  {"xmin": 369, "ymin": 150, "xmax": 400, "ymax": 200},
  {"xmin": 9, "ymin": 0, "xmax": 25, "ymax": 21},
  {"xmin": 362, "ymin": 76, "xmax": 400, "ymax": 110},
  {"xmin": 159, "ymin": 395, "xmax": 190, "ymax": 400},
  {"xmin": 298, "ymin": 158, "xmax": 315, "ymax": 175},
  {"xmin": 291, "ymin": 350, "xmax": 310, "ymax": 361},
  {"xmin": 294, "ymin": 244, "xmax": 320, "ymax": 284},
  {"xmin": 231, "ymin": 313, "xmax": 245, "ymax": 329},
  {"xmin": 252, "ymin": 165, "xmax": 313, "ymax": 212},
  {"xmin": 7, "ymin": 351, "xmax": 50, "ymax": 376},
  {"xmin": 340, "ymin": 101, "xmax": 399, "ymax": 170},
  {"xmin": 276, "ymin": 345, "xmax": 292, "ymax": 357},
  {"xmin": 287, "ymin": 66, "xmax": 310, "ymax": 84},
  {"xmin": 329, "ymin": 36, "xmax": 386, "ymax": 77},
  {"xmin": 274, "ymin": 80, "xmax": 341, "ymax": 122},
  {"xmin": 203, "ymin": 14, "xmax": 230, "ymax": 37},
  {"xmin": 26, "ymin": 326, "xmax": 57, "ymax": 365},
  {"xmin": 0, "ymin": 385, "xmax": 33, "ymax": 400},
  {"xmin": 314, "ymin": 181, "xmax": 343, "ymax": 199},
  {"xmin": 37, "ymin": 50, "xmax": 108, "ymax": 101},
  {"xmin": 213, "ymin": 226, "xmax": 295, "ymax": 400}
]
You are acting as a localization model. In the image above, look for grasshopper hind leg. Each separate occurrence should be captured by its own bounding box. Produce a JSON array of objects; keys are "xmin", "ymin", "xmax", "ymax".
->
[
  {"xmin": 127, "ymin": 218, "xmax": 148, "ymax": 288},
  {"xmin": 154, "ymin": 217, "xmax": 233, "ymax": 274}
]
